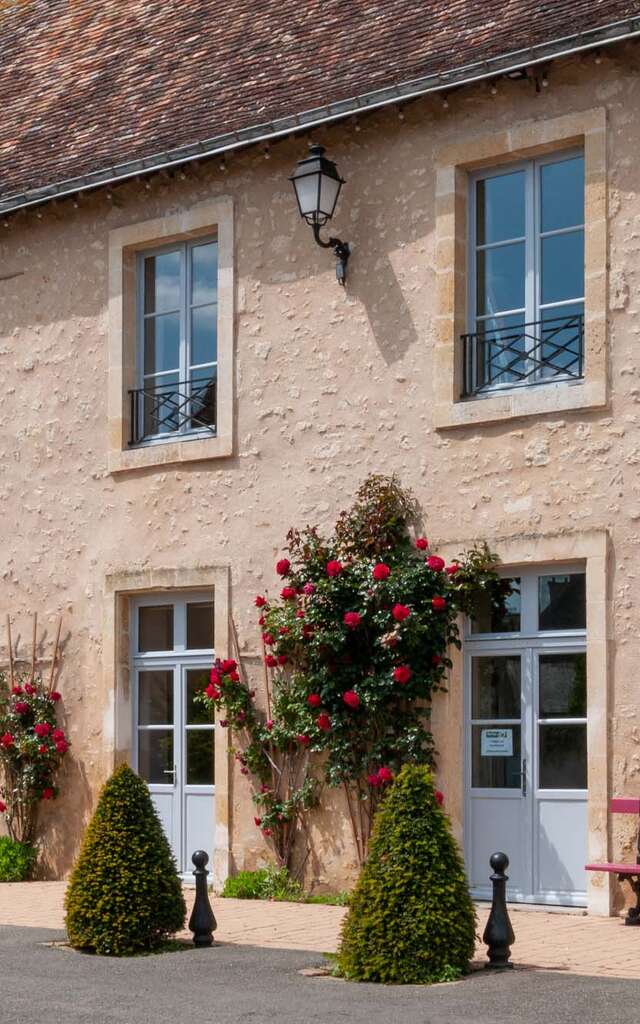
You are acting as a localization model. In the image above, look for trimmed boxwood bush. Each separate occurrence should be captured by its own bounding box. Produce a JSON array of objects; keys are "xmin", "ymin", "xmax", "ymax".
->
[
  {"xmin": 336, "ymin": 764, "xmax": 476, "ymax": 984},
  {"xmin": 0, "ymin": 836, "xmax": 37, "ymax": 881},
  {"xmin": 65, "ymin": 764, "xmax": 186, "ymax": 956}
]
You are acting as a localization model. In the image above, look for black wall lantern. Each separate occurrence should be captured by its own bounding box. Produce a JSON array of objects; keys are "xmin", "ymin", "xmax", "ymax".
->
[{"xmin": 289, "ymin": 144, "xmax": 350, "ymax": 285}]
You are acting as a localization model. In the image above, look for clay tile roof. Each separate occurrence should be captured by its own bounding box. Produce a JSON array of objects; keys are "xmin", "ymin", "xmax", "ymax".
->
[{"xmin": 1, "ymin": 0, "xmax": 639, "ymax": 208}]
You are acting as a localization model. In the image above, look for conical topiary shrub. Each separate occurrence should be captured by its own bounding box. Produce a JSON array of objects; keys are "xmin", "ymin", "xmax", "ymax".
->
[
  {"xmin": 336, "ymin": 764, "xmax": 476, "ymax": 984},
  {"xmin": 65, "ymin": 763, "xmax": 186, "ymax": 955}
]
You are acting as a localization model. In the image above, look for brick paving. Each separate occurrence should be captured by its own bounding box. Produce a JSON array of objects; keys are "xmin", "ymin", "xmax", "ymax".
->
[{"xmin": 0, "ymin": 882, "xmax": 638, "ymax": 978}]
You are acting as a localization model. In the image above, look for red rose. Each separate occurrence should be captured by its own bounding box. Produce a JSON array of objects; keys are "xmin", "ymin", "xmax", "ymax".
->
[
  {"xmin": 276, "ymin": 558, "xmax": 291, "ymax": 577},
  {"xmin": 221, "ymin": 659, "xmax": 237, "ymax": 673},
  {"xmin": 254, "ymin": 817, "xmax": 262, "ymax": 827},
  {"xmin": 262, "ymin": 827, "xmax": 273, "ymax": 837},
  {"xmin": 432, "ymin": 596, "xmax": 447, "ymax": 611},
  {"xmin": 296, "ymin": 609, "xmax": 305, "ymax": 619},
  {"xmin": 24, "ymin": 683, "xmax": 35, "ymax": 696},
  {"xmin": 38, "ymin": 745, "xmax": 48, "ymax": 754},
  {"xmin": 258, "ymin": 615, "xmax": 266, "ymax": 626},
  {"xmin": 262, "ymin": 633, "xmax": 275, "ymax": 646},
  {"xmin": 41, "ymin": 788, "xmax": 54, "ymax": 801},
  {"xmin": 342, "ymin": 690, "xmax": 360, "ymax": 709},
  {"xmin": 260, "ymin": 784, "xmax": 271, "ymax": 794},
  {"xmin": 372, "ymin": 563, "xmax": 391, "ymax": 581},
  {"xmin": 14, "ymin": 702, "xmax": 29, "ymax": 715},
  {"xmin": 10, "ymin": 686, "xmax": 23, "ymax": 696},
  {"xmin": 1, "ymin": 733, "xmax": 14, "ymax": 748},
  {"xmin": 426, "ymin": 555, "xmax": 445, "ymax": 572},
  {"xmin": 219, "ymin": 720, "xmax": 228, "ymax": 728},
  {"xmin": 279, "ymin": 627, "xmax": 290, "ymax": 635},
  {"xmin": 377, "ymin": 766, "xmax": 393, "ymax": 783},
  {"xmin": 265, "ymin": 654, "xmax": 278, "ymax": 668},
  {"xmin": 0, "ymin": 800, "xmax": 5, "ymax": 813},
  {"xmin": 255, "ymin": 595, "xmax": 267, "ymax": 608},
  {"xmin": 316, "ymin": 713, "xmax": 332, "ymax": 732},
  {"xmin": 52, "ymin": 729, "xmax": 65, "ymax": 742},
  {"xmin": 302, "ymin": 582, "xmax": 316, "ymax": 595},
  {"xmin": 277, "ymin": 655, "xmax": 288, "ymax": 666},
  {"xmin": 228, "ymin": 670, "xmax": 240, "ymax": 682},
  {"xmin": 343, "ymin": 611, "xmax": 361, "ymax": 629},
  {"xmin": 366, "ymin": 773, "xmax": 381, "ymax": 788},
  {"xmin": 435, "ymin": 789, "xmax": 445, "ymax": 806},
  {"xmin": 296, "ymin": 734, "xmax": 310, "ymax": 746},
  {"xmin": 391, "ymin": 603, "xmax": 410, "ymax": 622},
  {"xmin": 205, "ymin": 684, "xmax": 221, "ymax": 700},
  {"xmin": 50, "ymin": 692, "xmax": 62, "ymax": 702},
  {"xmin": 393, "ymin": 665, "xmax": 412, "ymax": 685},
  {"xmin": 302, "ymin": 624, "xmax": 314, "ymax": 637},
  {"xmin": 265, "ymin": 719, "xmax": 274, "ymax": 731},
  {"xmin": 432, "ymin": 654, "xmax": 442, "ymax": 666},
  {"xmin": 281, "ymin": 587, "xmax": 297, "ymax": 600},
  {"xmin": 307, "ymin": 694, "xmax": 322, "ymax": 708},
  {"xmin": 415, "ymin": 537, "xmax": 428, "ymax": 550},
  {"xmin": 445, "ymin": 563, "xmax": 461, "ymax": 576},
  {"xmin": 55, "ymin": 740, "xmax": 69, "ymax": 754},
  {"xmin": 210, "ymin": 669, "xmax": 222, "ymax": 685},
  {"xmin": 326, "ymin": 560, "xmax": 343, "ymax": 578},
  {"xmin": 34, "ymin": 723, "xmax": 51, "ymax": 738}
]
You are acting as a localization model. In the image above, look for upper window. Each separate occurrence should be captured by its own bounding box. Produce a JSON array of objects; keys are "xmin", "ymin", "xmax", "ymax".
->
[
  {"xmin": 464, "ymin": 151, "xmax": 584, "ymax": 397},
  {"xmin": 131, "ymin": 238, "xmax": 218, "ymax": 445}
]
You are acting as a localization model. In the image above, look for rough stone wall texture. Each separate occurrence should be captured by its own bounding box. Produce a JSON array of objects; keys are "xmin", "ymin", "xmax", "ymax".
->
[{"xmin": 1, "ymin": 45, "xmax": 639, "ymax": 892}]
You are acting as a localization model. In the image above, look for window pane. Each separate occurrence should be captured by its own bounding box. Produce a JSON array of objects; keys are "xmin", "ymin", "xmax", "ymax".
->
[
  {"xmin": 191, "ymin": 305, "xmax": 218, "ymax": 367},
  {"xmin": 475, "ymin": 316, "xmax": 527, "ymax": 389},
  {"xmin": 138, "ymin": 729, "xmax": 173, "ymax": 784},
  {"xmin": 144, "ymin": 313, "xmax": 180, "ymax": 375},
  {"xmin": 191, "ymin": 242, "xmax": 218, "ymax": 306},
  {"xmin": 476, "ymin": 171, "xmax": 525, "ymax": 245},
  {"xmin": 144, "ymin": 250, "xmax": 181, "ymax": 314},
  {"xmin": 471, "ymin": 578, "xmax": 520, "ymax": 633},
  {"xmin": 186, "ymin": 729, "xmax": 215, "ymax": 785},
  {"xmin": 541, "ymin": 230, "xmax": 584, "ymax": 305},
  {"xmin": 539, "ymin": 304, "xmax": 584, "ymax": 379},
  {"xmin": 539, "ymin": 724, "xmax": 587, "ymax": 789},
  {"xmin": 186, "ymin": 669, "xmax": 212, "ymax": 725},
  {"xmin": 138, "ymin": 670, "xmax": 173, "ymax": 725},
  {"xmin": 190, "ymin": 368, "xmax": 217, "ymax": 430},
  {"xmin": 138, "ymin": 605, "xmax": 174, "ymax": 652},
  {"xmin": 186, "ymin": 603, "xmax": 215, "ymax": 650},
  {"xmin": 472, "ymin": 656, "xmax": 521, "ymax": 719},
  {"xmin": 539, "ymin": 574, "xmax": 586, "ymax": 630},
  {"xmin": 540, "ymin": 156, "xmax": 584, "ymax": 233},
  {"xmin": 472, "ymin": 724, "xmax": 521, "ymax": 788},
  {"xmin": 143, "ymin": 373, "xmax": 181, "ymax": 437},
  {"xmin": 476, "ymin": 242, "xmax": 525, "ymax": 316},
  {"xmin": 539, "ymin": 653, "xmax": 587, "ymax": 718}
]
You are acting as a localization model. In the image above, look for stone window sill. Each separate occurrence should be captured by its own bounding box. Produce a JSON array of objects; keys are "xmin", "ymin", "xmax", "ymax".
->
[
  {"xmin": 434, "ymin": 378, "xmax": 606, "ymax": 430},
  {"xmin": 108, "ymin": 432, "xmax": 232, "ymax": 473}
]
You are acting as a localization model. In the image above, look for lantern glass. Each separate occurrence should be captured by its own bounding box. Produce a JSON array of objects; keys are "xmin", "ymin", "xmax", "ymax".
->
[{"xmin": 290, "ymin": 145, "xmax": 344, "ymax": 226}]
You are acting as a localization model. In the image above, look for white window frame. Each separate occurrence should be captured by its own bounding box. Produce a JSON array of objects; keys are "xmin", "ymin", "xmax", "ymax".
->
[
  {"xmin": 135, "ymin": 237, "xmax": 219, "ymax": 446},
  {"xmin": 467, "ymin": 148, "xmax": 585, "ymax": 393}
]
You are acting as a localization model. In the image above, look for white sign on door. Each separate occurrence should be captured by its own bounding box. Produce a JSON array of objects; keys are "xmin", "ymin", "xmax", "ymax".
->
[{"xmin": 481, "ymin": 728, "xmax": 513, "ymax": 757}]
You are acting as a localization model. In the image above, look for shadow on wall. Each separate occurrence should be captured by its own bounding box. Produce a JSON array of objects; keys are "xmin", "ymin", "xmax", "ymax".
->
[{"xmin": 36, "ymin": 752, "xmax": 93, "ymax": 879}]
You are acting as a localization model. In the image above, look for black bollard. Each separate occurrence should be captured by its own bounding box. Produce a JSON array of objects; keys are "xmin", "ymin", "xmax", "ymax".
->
[
  {"xmin": 482, "ymin": 851, "xmax": 515, "ymax": 969},
  {"xmin": 188, "ymin": 850, "xmax": 217, "ymax": 947}
]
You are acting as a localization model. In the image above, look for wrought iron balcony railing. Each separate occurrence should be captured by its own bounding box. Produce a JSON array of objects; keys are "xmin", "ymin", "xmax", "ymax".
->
[
  {"xmin": 129, "ymin": 375, "xmax": 217, "ymax": 445},
  {"xmin": 462, "ymin": 314, "xmax": 584, "ymax": 397}
]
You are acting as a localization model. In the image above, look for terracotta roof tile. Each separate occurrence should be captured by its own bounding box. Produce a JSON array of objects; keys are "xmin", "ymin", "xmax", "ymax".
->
[{"xmin": 0, "ymin": 0, "xmax": 638, "ymax": 201}]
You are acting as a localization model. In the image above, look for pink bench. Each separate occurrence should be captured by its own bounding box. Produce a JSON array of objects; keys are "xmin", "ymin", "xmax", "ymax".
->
[{"xmin": 586, "ymin": 798, "xmax": 640, "ymax": 926}]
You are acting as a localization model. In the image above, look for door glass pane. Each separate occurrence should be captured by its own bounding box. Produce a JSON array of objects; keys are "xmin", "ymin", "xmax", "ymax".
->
[
  {"xmin": 187, "ymin": 603, "xmax": 215, "ymax": 650},
  {"xmin": 472, "ymin": 724, "xmax": 521, "ymax": 788},
  {"xmin": 539, "ymin": 653, "xmax": 587, "ymax": 718},
  {"xmin": 191, "ymin": 305, "xmax": 218, "ymax": 367},
  {"xmin": 144, "ymin": 250, "xmax": 181, "ymax": 314},
  {"xmin": 540, "ymin": 156, "xmax": 584, "ymax": 233},
  {"xmin": 191, "ymin": 242, "xmax": 218, "ymax": 306},
  {"xmin": 541, "ymin": 231, "xmax": 584, "ymax": 305},
  {"xmin": 472, "ymin": 656, "xmax": 520, "ymax": 718},
  {"xmin": 540, "ymin": 303, "xmax": 584, "ymax": 378},
  {"xmin": 138, "ymin": 670, "xmax": 173, "ymax": 725},
  {"xmin": 471, "ymin": 578, "xmax": 520, "ymax": 633},
  {"xmin": 476, "ymin": 242, "xmax": 525, "ymax": 316},
  {"xmin": 538, "ymin": 574, "xmax": 586, "ymax": 630},
  {"xmin": 186, "ymin": 668, "xmax": 213, "ymax": 725},
  {"xmin": 539, "ymin": 724, "xmax": 587, "ymax": 789},
  {"xmin": 144, "ymin": 313, "xmax": 180, "ymax": 375},
  {"xmin": 138, "ymin": 729, "xmax": 173, "ymax": 784},
  {"xmin": 186, "ymin": 729, "xmax": 215, "ymax": 785},
  {"xmin": 138, "ymin": 605, "xmax": 174, "ymax": 652},
  {"xmin": 476, "ymin": 171, "xmax": 526, "ymax": 245}
]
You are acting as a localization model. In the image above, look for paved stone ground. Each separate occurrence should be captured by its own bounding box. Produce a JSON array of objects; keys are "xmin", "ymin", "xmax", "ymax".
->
[
  {"xmin": 2, "ymin": 923, "xmax": 640, "ymax": 1024},
  {"xmin": 1, "ymin": 881, "xmax": 639, "ymax": 979}
]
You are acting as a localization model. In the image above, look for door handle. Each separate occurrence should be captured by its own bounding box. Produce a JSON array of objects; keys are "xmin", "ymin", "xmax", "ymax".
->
[
  {"xmin": 519, "ymin": 758, "xmax": 527, "ymax": 797},
  {"xmin": 163, "ymin": 765, "xmax": 177, "ymax": 786}
]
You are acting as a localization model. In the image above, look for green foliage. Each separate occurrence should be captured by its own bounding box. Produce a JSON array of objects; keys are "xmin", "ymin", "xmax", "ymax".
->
[
  {"xmin": 0, "ymin": 836, "xmax": 37, "ymax": 881},
  {"xmin": 221, "ymin": 865, "xmax": 304, "ymax": 902},
  {"xmin": 65, "ymin": 764, "xmax": 186, "ymax": 956},
  {"xmin": 221, "ymin": 868, "xmax": 270, "ymax": 900},
  {"xmin": 336, "ymin": 764, "xmax": 476, "ymax": 984}
]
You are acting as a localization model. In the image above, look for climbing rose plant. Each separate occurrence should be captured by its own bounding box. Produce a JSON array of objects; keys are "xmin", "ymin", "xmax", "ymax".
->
[
  {"xmin": 0, "ymin": 673, "xmax": 70, "ymax": 844},
  {"xmin": 199, "ymin": 476, "xmax": 508, "ymax": 866}
]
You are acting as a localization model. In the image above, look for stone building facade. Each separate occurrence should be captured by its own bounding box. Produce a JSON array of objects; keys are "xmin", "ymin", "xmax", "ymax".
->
[{"xmin": 1, "ymin": 1, "xmax": 640, "ymax": 916}]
